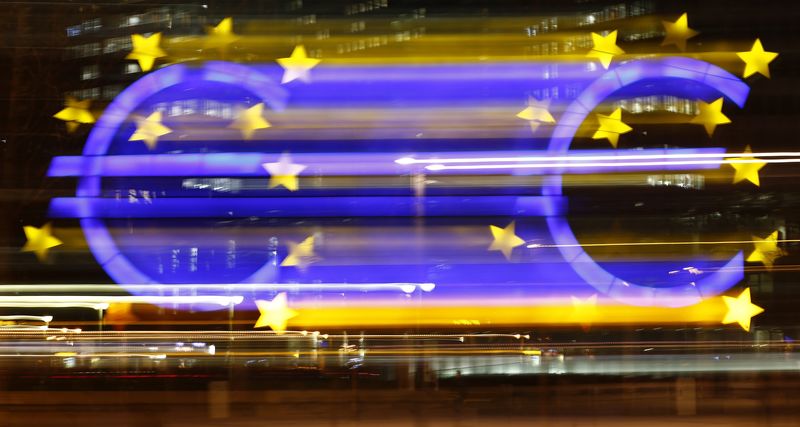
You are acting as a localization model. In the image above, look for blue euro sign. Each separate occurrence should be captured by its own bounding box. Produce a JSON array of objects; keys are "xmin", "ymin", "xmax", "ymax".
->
[{"xmin": 47, "ymin": 58, "xmax": 749, "ymax": 308}]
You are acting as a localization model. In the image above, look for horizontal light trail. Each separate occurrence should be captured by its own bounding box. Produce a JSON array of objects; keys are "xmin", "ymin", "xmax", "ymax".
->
[
  {"xmin": 426, "ymin": 157, "xmax": 800, "ymax": 171},
  {"xmin": 281, "ymin": 299, "xmax": 728, "ymax": 328},
  {"xmin": 0, "ymin": 295, "xmax": 243, "ymax": 307},
  {"xmin": 528, "ymin": 238, "xmax": 800, "ymax": 249},
  {"xmin": 0, "ymin": 283, "xmax": 435, "ymax": 294},
  {"xmin": 47, "ymin": 149, "xmax": 726, "ymax": 178},
  {"xmin": 48, "ymin": 195, "xmax": 566, "ymax": 218},
  {"xmin": 399, "ymin": 151, "xmax": 800, "ymax": 165}
]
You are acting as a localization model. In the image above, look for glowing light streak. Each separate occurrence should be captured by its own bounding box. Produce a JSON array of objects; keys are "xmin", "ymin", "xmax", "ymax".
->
[
  {"xmin": 425, "ymin": 157, "xmax": 798, "ymax": 171},
  {"xmin": 528, "ymin": 238, "xmax": 800, "ymax": 249},
  {"xmin": 0, "ymin": 283, "xmax": 436, "ymax": 294},
  {"xmin": 0, "ymin": 296, "xmax": 243, "ymax": 307},
  {"xmin": 398, "ymin": 150, "xmax": 800, "ymax": 165},
  {"xmin": 48, "ymin": 196, "xmax": 566, "ymax": 218},
  {"xmin": 277, "ymin": 298, "xmax": 730, "ymax": 328}
]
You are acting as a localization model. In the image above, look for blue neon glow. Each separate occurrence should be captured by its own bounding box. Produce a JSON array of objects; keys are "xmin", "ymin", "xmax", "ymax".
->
[
  {"xmin": 47, "ymin": 148, "xmax": 726, "ymax": 178},
  {"xmin": 48, "ymin": 58, "xmax": 751, "ymax": 308}
]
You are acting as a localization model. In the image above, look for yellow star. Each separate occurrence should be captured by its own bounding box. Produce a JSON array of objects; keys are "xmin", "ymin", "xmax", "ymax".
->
[
  {"xmin": 22, "ymin": 223, "xmax": 63, "ymax": 261},
  {"xmin": 690, "ymin": 98, "xmax": 730, "ymax": 137},
  {"xmin": 254, "ymin": 292, "xmax": 298, "ymax": 334},
  {"xmin": 277, "ymin": 45, "xmax": 321, "ymax": 84},
  {"xmin": 262, "ymin": 153, "xmax": 307, "ymax": 191},
  {"xmin": 727, "ymin": 145, "xmax": 766, "ymax": 186},
  {"xmin": 488, "ymin": 221, "xmax": 526, "ymax": 261},
  {"xmin": 746, "ymin": 231, "xmax": 786, "ymax": 270},
  {"xmin": 204, "ymin": 17, "xmax": 239, "ymax": 56},
  {"xmin": 126, "ymin": 33, "xmax": 167, "ymax": 72},
  {"xmin": 570, "ymin": 294, "xmax": 598, "ymax": 331},
  {"xmin": 129, "ymin": 111, "xmax": 172, "ymax": 150},
  {"xmin": 592, "ymin": 108, "xmax": 632, "ymax": 148},
  {"xmin": 661, "ymin": 13, "xmax": 699, "ymax": 52},
  {"xmin": 229, "ymin": 103, "xmax": 271, "ymax": 140},
  {"xmin": 586, "ymin": 30, "xmax": 624, "ymax": 69},
  {"xmin": 516, "ymin": 97, "xmax": 556, "ymax": 133},
  {"xmin": 53, "ymin": 97, "xmax": 95, "ymax": 132},
  {"xmin": 281, "ymin": 236, "xmax": 318, "ymax": 269},
  {"xmin": 737, "ymin": 39, "xmax": 778, "ymax": 78},
  {"xmin": 721, "ymin": 288, "xmax": 764, "ymax": 332}
]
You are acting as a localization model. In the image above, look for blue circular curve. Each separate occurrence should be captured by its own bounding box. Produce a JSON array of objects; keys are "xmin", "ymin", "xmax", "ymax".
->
[{"xmin": 543, "ymin": 57, "xmax": 749, "ymax": 307}]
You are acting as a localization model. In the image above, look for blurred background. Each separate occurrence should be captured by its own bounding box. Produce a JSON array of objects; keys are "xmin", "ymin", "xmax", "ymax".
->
[{"xmin": 0, "ymin": 0, "xmax": 799, "ymax": 425}]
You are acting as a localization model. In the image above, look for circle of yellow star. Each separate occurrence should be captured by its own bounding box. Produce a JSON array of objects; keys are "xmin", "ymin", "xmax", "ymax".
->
[
  {"xmin": 516, "ymin": 97, "xmax": 556, "ymax": 133},
  {"xmin": 586, "ymin": 30, "xmax": 625, "ymax": 70},
  {"xmin": 690, "ymin": 98, "xmax": 730, "ymax": 137},
  {"xmin": 54, "ymin": 97, "xmax": 95, "ymax": 133},
  {"xmin": 737, "ymin": 39, "xmax": 778, "ymax": 78},
  {"xmin": 254, "ymin": 292, "xmax": 298, "ymax": 334},
  {"xmin": 726, "ymin": 145, "xmax": 766, "ymax": 186},
  {"xmin": 488, "ymin": 221, "xmax": 526, "ymax": 261},
  {"xmin": 721, "ymin": 288, "xmax": 764, "ymax": 332},
  {"xmin": 281, "ymin": 236, "xmax": 318, "ymax": 270},
  {"xmin": 277, "ymin": 45, "xmax": 321, "ymax": 84},
  {"xmin": 126, "ymin": 33, "xmax": 167, "ymax": 72},
  {"xmin": 591, "ymin": 108, "xmax": 632, "ymax": 148},
  {"xmin": 746, "ymin": 230, "xmax": 786, "ymax": 270},
  {"xmin": 129, "ymin": 111, "xmax": 172, "ymax": 150},
  {"xmin": 661, "ymin": 13, "xmax": 699, "ymax": 52},
  {"xmin": 262, "ymin": 153, "xmax": 307, "ymax": 191},
  {"xmin": 204, "ymin": 17, "xmax": 239, "ymax": 57},
  {"xmin": 229, "ymin": 103, "xmax": 271, "ymax": 139},
  {"xmin": 22, "ymin": 222, "xmax": 63, "ymax": 261}
]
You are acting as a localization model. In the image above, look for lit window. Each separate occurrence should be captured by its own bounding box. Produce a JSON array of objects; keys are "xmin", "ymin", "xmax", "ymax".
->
[{"xmin": 81, "ymin": 64, "xmax": 99, "ymax": 80}]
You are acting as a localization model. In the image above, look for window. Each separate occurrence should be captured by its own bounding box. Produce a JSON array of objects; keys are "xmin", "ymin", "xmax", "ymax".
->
[
  {"xmin": 104, "ymin": 36, "xmax": 132, "ymax": 54},
  {"xmin": 66, "ymin": 25, "xmax": 81, "ymax": 37},
  {"xmin": 350, "ymin": 21, "xmax": 366, "ymax": 32},
  {"xmin": 82, "ymin": 18, "xmax": 102, "ymax": 32},
  {"xmin": 81, "ymin": 64, "xmax": 99, "ymax": 80},
  {"xmin": 73, "ymin": 42, "xmax": 101, "ymax": 58},
  {"xmin": 124, "ymin": 63, "xmax": 140, "ymax": 74},
  {"xmin": 122, "ymin": 15, "xmax": 141, "ymax": 28}
]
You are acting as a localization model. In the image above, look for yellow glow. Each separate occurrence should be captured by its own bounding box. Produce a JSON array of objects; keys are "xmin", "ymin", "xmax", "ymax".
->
[
  {"xmin": 126, "ymin": 33, "xmax": 167, "ymax": 72},
  {"xmin": 727, "ymin": 145, "xmax": 766, "ymax": 186},
  {"xmin": 746, "ymin": 231, "xmax": 786, "ymax": 270},
  {"xmin": 488, "ymin": 221, "xmax": 526, "ymax": 261},
  {"xmin": 690, "ymin": 98, "xmax": 730, "ymax": 137},
  {"xmin": 661, "ymin": 13, "xmax": 699, "ymax": 52},
  {"xmin": 737, "ymin": 39, "xmax": 778, "ymax": 78},
  {"xmin": 277, "ymin": 45, "xmax": 322, "ymax": 84},
  {"xmin": 592, "ymin": 108, "xmax": 632, "ymax": 148},
  {"xmin": 204, "ymin": 17, "xmax": 239, "ymax": 56},
  {"xmin": 228, "ymin": 103, "xmax": 271, "ymax": 139},
  {"xmin": 53, "ymin": 97, "xmax": 95, "ymax": 132},
  {"xmin": 282, "ymin": 298, "xmax": 729, "ymax": 329},
  {"xmin": 129, "ymin": 111, "xmax": 172, "ymax": 150},
  {"xmin": 281, "ymin": 236, "xmax": 318, "ymax": 268},
  {"xmin": 254, "ymin": 292, "xmax": 299, "ymax": 334},
  {"xmin": 721, "ymin": 288, "xmax": 764, "ymax": 332},
  {"xmin": 262, "ymin": 152, "xmax": 307, "ymax": 191},
  {"xmin": 586, "ymin": 30, "xmax": 624, "ymax": 69},
  {"xmin": 22, "ymin": 223, "xmax": 62, "ymax": 261}
]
